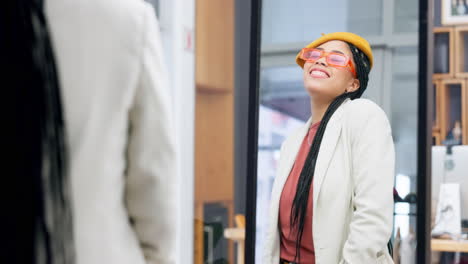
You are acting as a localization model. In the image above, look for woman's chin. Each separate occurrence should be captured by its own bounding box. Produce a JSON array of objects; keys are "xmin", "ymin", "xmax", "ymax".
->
[
  {"xmin": 304, "ymin": 85, "xmax": 338, "ymax": 101},
  {"xmin": 304, "ymin": 83, "xmax": 328, "ymax": 95}
]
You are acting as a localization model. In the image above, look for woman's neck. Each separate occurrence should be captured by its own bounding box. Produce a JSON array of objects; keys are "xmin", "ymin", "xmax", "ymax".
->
[{"xmin": 310, "ymin": 98, "xmax": 330, "ymax": 124}]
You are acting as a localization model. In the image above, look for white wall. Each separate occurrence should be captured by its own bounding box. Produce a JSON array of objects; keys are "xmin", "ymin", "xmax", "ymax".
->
[{"xmin": 158, "ymin": 0, "xmax": 195, "ymax": 263}]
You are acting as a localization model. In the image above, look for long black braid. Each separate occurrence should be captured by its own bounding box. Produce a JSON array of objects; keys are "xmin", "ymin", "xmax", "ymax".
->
[
  {"xmin": 2, "ymin": 0, "xmax": 74, "ymax": 263},
  {"xmin": 290, "ymin": 43, "xmax": 371, "ymax": 262}
]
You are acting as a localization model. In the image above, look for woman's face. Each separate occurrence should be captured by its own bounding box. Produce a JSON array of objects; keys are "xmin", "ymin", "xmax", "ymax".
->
[{"xmin": 303, "ymin": 40, "xmax": 360, "ymax": 102}]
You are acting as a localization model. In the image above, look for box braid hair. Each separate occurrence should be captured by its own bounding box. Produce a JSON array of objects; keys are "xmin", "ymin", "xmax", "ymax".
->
[{"xmin": 290, "ymin": 43, "xmax": 371, "ymax": 262}]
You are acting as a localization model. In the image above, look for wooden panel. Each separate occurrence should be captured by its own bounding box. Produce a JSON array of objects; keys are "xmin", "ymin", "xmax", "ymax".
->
[
  {"xmin": 195, "ymin": 0, "xmax": 234, "ymax": 92},
  {"xmin": 432, "ymin": 80, "xmax": 441, "ymax": 132},
  {"xmin": 433, "ymin": 27, "xmax": 455, "ymax": 79},
  {"xmin": 195, "ymin": 92, "xmax": 234, "ymax": 202},
  {"xmin": 194, "ymin": 0, "xmax": 235, "ymax": 263},
  {"xmin": 194, "ymin": 205, "xmax": 204, "ymax": 264},
  {"xmin": 439, "ymin": 80, "xmax": 448, "ymax": 141},
  {"xmin": 455, "ymin": 26, "xmax": 468, "ymax": 78},
  {"xmin": 431, "ymin": 239, "xmax": 468, "ymax": 252}
]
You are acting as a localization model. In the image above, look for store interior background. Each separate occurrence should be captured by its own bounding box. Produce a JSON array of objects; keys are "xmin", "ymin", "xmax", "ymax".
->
[{"xmin": 149, "ymin": 0, "xmax": 468, "ymax": 263}]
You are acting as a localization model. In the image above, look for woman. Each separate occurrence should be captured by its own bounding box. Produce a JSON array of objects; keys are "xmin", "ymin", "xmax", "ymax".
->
[{"xmin": 263, "ymin": 32, "xmax": 395, "ymax": 264}]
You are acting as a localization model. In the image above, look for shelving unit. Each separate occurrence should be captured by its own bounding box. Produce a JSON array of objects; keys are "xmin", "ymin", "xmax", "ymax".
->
[
  {"xmin": 432, "ymin": 27, "xmax": 468, "ymax": 145},
  {"xmin": 430, "ymin": 21, "xmax": 468, "ymax": 261}
]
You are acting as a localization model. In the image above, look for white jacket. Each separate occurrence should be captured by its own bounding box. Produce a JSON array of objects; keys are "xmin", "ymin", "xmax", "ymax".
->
[
  {"xmin": 263, "ymin": 98, "xmax": 395, "ymax": 264},
  {"xmin": 45, "ymin": 1, "xmax": 176, "ymax": 263}
]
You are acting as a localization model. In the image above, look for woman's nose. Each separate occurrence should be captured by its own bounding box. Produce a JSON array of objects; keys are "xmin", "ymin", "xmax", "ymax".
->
[
  {"xmin": 315, "ymin": 56, "xmax": 327, "ymax": 66},
  {"xmin": 315, "ymin": 58, "xmax": 328, "ymax": 66}
]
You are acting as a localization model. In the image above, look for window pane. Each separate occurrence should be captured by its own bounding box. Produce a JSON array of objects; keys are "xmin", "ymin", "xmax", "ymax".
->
[
  {"xmin": 394, "ymin": 0, "xmax": 418, "ymax": 33},
  {"xmin": 255, "ymin": 105, "xmax": 304, "ymax": 264},
  {"xmin": 391, "ymin": 46, "xmax": 419, "ymax": 238},
  {"xmin": 347, "ymin": 0, "xmax": 383, "ymax": 36},
  {"xmin": 261, "ymin": 0, "xmax": 382, "ymax": 46}
]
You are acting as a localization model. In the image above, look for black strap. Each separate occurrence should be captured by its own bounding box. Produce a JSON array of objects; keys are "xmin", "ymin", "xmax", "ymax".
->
[{"xmin": 387, "ymin": 239, "xmax": 393, "ymax": 257}]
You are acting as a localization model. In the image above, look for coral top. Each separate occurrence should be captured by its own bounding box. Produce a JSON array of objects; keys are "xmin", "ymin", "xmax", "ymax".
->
[{"xmin": 279, "ymin": 121, "xmax": 320, "ymax": 264}]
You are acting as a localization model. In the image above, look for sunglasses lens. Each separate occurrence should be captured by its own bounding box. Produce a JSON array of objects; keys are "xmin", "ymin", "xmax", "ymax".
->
[
  {"xmin": 303, "ymin": 49, "xmax": 321, "ymax": 61},
  {"xmin": 328, "ymin": 54, "xmax": 347, "ymax": 66}
]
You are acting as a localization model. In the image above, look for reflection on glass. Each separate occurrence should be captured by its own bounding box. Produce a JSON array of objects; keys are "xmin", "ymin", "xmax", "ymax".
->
[
  {"xmin": 391, "ymin": 46, "xmax": 419, "ymax": 256},
  {"xmin": 394, "ymin": 174, "xmax": 412, "ymax": 238},
  {"xmin": 257, "ymin": 0, "xmax": 419, "ymax": 262},
  {"xmin": 261, "ymin": 0, "xmax": 382, "ymax": 46},
  {"xmin": 394, "ymin": 0, "xmax": 418, "ymax": 33},
  {"xmin": 431, "ymin": 2, "xmax": 468, "ymax": 259},
  {"xmin": 347, "ymin": 0, "xmax": 383, "ymax": 36},
  {"xmin": 256, "ymin": 65, "xmax": 309, "ymax": 263},
  {"xmin": 255, "ymin": 106, "xmax": 304, "ymax": 264},
  {"xmin": 431, "ymin": 145, "xmax": 468, "ymax": 258}
]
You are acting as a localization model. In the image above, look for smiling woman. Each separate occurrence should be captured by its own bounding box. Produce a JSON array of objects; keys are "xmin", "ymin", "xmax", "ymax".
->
[{"xmin": 262, "ymin": 32, "xmax": 396, "ymax": 264}]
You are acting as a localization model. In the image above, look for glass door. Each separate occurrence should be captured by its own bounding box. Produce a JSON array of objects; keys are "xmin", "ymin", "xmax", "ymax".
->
[{"xmin": 249, "ymin": 0, "xmax": 430, "ymax": 262}]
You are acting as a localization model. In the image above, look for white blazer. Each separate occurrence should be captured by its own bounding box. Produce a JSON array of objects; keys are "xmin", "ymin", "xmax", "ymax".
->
[
  {"xmin": 46, "ymin": 1, "xmax": 176, "ymax": 264},
  {"xmin": 263, "ymin": 98, "xmax": 395, "ymax": 264}
]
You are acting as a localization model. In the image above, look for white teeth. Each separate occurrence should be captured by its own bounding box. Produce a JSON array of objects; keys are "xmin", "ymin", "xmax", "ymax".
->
[{"xmin": 311, "ymin": 70, "xmax": 328, "ymax": 77}]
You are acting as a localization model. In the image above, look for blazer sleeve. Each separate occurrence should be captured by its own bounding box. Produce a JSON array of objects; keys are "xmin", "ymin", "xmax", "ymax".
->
[
  {"xmin": 125, "ymin": 4, "xmax": 177, "ymax": 264},
  {"xmin": 340, "ymin": 102, "xmax": 395, "ymax": 263}
]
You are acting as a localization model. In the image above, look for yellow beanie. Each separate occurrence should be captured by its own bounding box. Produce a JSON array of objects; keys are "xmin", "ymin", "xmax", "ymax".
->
[{"xmin": 296, "ymin": 32, "xmax": 373, "ymax": 69}]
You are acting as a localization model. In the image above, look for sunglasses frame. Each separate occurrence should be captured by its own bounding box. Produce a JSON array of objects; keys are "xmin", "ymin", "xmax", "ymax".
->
[{"xmin": 300, "ymin": 48, "xmax": 357, "ymax": 77}]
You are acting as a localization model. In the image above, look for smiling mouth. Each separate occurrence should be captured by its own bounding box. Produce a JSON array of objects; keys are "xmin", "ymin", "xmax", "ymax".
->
[{"xmin": 309, "ymin": 68, "xmax": 330, "ymax": 78}]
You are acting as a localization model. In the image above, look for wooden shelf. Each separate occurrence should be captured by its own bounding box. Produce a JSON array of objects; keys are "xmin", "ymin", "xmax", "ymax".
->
[
  {"xmin": 432, "ymin": 26, "xmax": 468, "ymax": 146},
  {"xmin": 431, "ymin": 239, "xmax": 468, "ymax": 252},
  {"xmin": 224, "ymin": 228, "xmax": 245, "ymax": 241},
  {"xmin": 455, "ymin": 26, "xmax": 468, "ymax": 78},
  {"xmin": 432, "ymin": 80, "xmax": 441, "ymax": 137}
]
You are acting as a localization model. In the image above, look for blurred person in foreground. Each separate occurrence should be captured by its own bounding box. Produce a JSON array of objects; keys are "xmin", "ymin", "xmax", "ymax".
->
[
  {"xmin": 45, "ymin": 0, "xmax": 177, "ymax": 263},
  {"xmin": 2, "ymin": 0, "xmax": 74, "ymax": 263}
]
